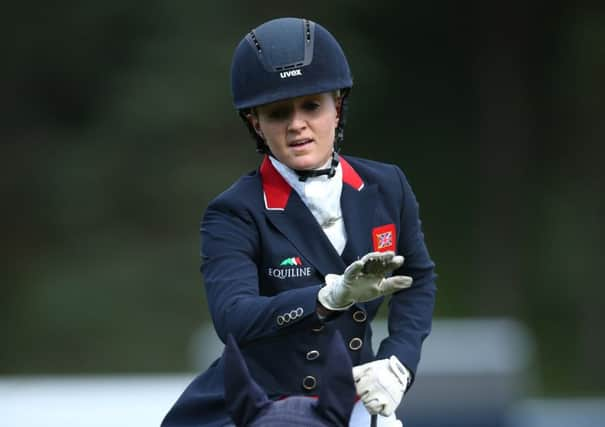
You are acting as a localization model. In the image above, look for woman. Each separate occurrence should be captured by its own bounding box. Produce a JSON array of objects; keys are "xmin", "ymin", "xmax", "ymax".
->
[{"xmin": 162, "ymin": 17, "xmax": 436, "ymax": 427}]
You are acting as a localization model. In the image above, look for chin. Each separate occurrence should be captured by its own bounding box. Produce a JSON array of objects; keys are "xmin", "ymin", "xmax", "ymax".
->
[{"xmin": 288, "ymin": 157, "xmax": 319, "ymax": 171}]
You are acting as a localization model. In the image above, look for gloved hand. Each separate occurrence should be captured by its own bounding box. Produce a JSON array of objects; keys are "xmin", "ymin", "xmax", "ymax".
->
[
  {"xmin": 317, "ymin": 251, "xmax": 412, "ymax": 310},
  {"xmin": 353, "ymin": 356, "xmax": 410, "ymax": 417}
]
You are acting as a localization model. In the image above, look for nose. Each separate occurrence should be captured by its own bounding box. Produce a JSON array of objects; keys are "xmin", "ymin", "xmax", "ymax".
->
[{"xmin": 287, "ymin": 108, "xmax": 307, "ymax": 132}]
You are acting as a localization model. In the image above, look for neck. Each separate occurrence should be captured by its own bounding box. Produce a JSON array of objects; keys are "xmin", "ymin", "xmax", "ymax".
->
[{"xmin": 294, "ymin": 152, "xmax": 340, "ymax": 182}]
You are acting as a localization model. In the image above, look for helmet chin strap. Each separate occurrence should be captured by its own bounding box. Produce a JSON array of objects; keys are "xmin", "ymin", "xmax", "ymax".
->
[{"xmin": 294, "ymin": 151, "xmax": 340, "ymax": 182}]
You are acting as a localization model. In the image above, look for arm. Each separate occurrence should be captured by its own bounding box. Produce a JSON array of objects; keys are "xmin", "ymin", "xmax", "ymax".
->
[
  {"xmin": 201, "ymin": 200, "xmax": 322, "ymax": 345},
  {"xmin": 353, "ymin": 166, "xmax": 436, "ymax": 416},
  {"xmin": 375, "ymin": 165, "xmax": 437, "ymax": 381}
]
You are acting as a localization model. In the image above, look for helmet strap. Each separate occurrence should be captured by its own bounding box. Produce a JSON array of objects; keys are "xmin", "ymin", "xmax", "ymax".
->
[
  {"xmin": 295, "ymin": 151, "xmax": 339, "ymax": 182},
  {"xmin": 333, "ymin": 88, "xmax": 349, "ymax": 153}
]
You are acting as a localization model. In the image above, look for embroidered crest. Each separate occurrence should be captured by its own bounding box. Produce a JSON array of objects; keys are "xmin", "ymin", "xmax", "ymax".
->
[
  {"xmin": 372, "ymin": 224, "xmax": 396, "ymax": 252},
  {"xmin": 377, "ymin": 232, "xmax": 392, "ymax": 249}
]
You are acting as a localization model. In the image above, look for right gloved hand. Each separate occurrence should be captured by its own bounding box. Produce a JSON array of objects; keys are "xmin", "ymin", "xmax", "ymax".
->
[
  {"xmin": 317, "ymin": 251, "xmax": 412, "ymax": 311},
  {"xmin": 353, "ymin": 356, "xmax": 410, "ymax": 417}
]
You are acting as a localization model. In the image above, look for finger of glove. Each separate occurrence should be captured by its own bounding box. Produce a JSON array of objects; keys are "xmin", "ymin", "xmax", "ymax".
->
[
  {"xmin": 365, "ymin": 253, "xmax": 404, "ymax": 276},
  {"xmin": 379, "ymin": 402, "xmax": 395, "ymax": 417},
  {"xmin": 344, "ymin": 260, "xmax": 365, "ymax": 278},
  {"xmin": 379, "ymin": 276, "xmax": 413, "ymax": 295},
  {"xmin": 353, "ymin": 359, "xmax": 387, "ymax": 380},
  {"xmin": 352, "ymin": 364, "xmax": 372, "ymax": 381},
  {"xmin": 371, "ymin": 257, "xmax": 404, "ymax": 277},
  {"xmin": 360, "ymin": 251, "xmax": 394, "ymax": 264},
  {"xmin": 362, "ymin": 398, "xmax": 384, "ymax": 415},
  {"xmin": 354, "ymin": 378, "xmax": 370, "ymax": 399},
  {"xmin": 384, "ymin": 255, "xmax": 404, "ymax": 271},
  {"xmin": 354, "ymin": 360, "xmax": 391, "ymax": 386},
  {"xmin": 363, "ymin": 382, "xmax": 396, "ymax": 417},
  {"xmin": 355, "ymin": 370, "xmax": 381, "ymax": 397},
  {"xmin": 360, "ymin": 252, "xmax": 395, "ymax": 275}
]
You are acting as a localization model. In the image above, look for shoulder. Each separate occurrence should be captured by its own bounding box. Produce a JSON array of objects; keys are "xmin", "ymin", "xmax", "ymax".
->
[
  {"xmin": 206, "ymin": 168, "xmax": 263, "ymax": 215},
  {"xmin": 342, "ymin": 155, "xmax": 409, "ymax": 188}
]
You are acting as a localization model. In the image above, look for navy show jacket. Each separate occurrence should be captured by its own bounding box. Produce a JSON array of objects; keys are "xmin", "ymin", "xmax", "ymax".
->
[{"xmin": 161, "ymin": 155, "xmax": 437, "ymax": 427}]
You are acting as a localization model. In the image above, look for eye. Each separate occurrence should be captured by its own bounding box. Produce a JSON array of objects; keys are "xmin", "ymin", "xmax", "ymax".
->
[
  {"xmin": 267, "ymin": 107, "xmax": 291, "ymax": 120},
  {"xmin": 302, "ymin": 101, "xmax": 321, "ymax": 111}
]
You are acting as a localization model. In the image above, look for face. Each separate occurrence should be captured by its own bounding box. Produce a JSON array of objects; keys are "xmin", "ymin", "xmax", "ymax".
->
[{"xmin": 249, "ymin": 92, "xmax": 340, "ymax": 170}]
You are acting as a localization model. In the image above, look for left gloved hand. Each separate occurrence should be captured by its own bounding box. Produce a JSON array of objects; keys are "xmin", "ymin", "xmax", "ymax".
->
[
  {"xmin": 353, "ymin": 356, "xmax": 410, "ymax": 417},
  {"xmin": 318, "ymin": 251, "xmax": 412, "ymax": 311}
]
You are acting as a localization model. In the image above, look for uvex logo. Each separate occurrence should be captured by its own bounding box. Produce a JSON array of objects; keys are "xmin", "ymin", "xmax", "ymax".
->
[{"xmin": 280, "ymin": 69, "xmax": 302, "ymax": 79}]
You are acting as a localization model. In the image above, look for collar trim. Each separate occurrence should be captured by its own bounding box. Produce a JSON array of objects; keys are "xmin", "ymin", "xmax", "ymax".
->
[
  {"xmin": 260, "ymin": 155, "xmax": 365, "ymax": 210},
  {"xmin": 340, "ymin": 157, "xmax": 365, "ymax": 191},
  {"xmin": 260, "ymin": 156, "xmax": 291, "ymax": 210}
]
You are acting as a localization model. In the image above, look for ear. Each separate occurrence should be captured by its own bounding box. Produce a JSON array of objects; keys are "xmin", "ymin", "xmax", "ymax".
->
[
  {"xmin": 223, "ymin": 334, "xmax": 272, "ymax": 426},
  {"xmin": 334, "ymin": 92, "xmax": 343, "ymax": 124},
  {"xmin": 315, "ymin": 330, "xmax": 356, "ymax": 427},
  {"xmin": 247, "ymin": 112, "xmax": 264, "ymax": 139}
]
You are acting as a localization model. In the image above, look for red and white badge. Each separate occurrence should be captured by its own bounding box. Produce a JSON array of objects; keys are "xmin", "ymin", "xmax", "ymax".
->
[{"xmin": 372, "ymin": 224, "xmax": 396, "ymax": 253}]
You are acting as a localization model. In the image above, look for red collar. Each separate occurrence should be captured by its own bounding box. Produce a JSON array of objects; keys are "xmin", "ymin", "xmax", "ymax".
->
[{"xmin": 260, "ymin": 155, "xmax": 364, "ymax": 210}]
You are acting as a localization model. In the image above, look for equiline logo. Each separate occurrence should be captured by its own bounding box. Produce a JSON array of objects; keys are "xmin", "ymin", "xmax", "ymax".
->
[
  {"xmin": 268, "ymin": 256, "xmax": 311, "ymax": 280},
  {"xmin": 280, "ymin": 257, "xmax": 302, "ymax": 266},
  {"xmin": 280, "ymin": 69, "xmax": 302, "ymax": 79}
]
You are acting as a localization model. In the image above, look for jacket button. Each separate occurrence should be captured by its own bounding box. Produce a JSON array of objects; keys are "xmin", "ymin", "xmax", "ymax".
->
[
  {"xmin": 349, "ymin": 337, "xmax": 363, "ymax": 350},
  {"xmin": 352, "ymin": 310, "xmax": 367, "ymax": 323},
  {"xmin": 302, "ymin": 375, "xmax": 317, "ymax": 391},
  {"xmin": 306, "ymin": 350, "xmax": 320, "ymax": 361}
]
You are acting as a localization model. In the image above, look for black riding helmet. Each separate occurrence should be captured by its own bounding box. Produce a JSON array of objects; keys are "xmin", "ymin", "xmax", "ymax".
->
[{"xmin": 230, "ymin": 18, "xmax": 353, "ymax": 170}]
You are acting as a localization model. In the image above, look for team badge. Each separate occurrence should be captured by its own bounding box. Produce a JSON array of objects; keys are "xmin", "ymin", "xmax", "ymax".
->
[{"xmin": 372, "ymin": 224, "xmax": 396, "ymax": 252}]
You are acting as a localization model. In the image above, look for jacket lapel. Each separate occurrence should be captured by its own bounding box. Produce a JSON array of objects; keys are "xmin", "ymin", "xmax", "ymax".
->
[
  {"xmin": 339, "ymin": 156, "xmax": 378, "ymax": 264},
  {"xmin": 267, "ymin": 194, "xmax": 346, "ymax": 277},
  {"xmin": 340, "ymin": 182, "xmax": 378, "ymax": 265},
  {"xmin": 260, "ymin": 155, "xmax": 378, "ymax": 277},
  {"xmin": 260, "ymin": 156, "xmax": 346, "ymax": 277}
]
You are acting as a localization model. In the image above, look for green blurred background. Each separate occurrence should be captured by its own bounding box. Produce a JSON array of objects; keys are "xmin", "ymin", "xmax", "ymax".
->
[{"xmin": 2, "ymin": 0, "xmax": 603, "ymax": 397}]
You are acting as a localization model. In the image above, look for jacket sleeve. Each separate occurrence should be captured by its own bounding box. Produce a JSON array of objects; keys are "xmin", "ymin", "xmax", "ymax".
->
[
  {"xmin": 200, "ymin": 198, "xmax": 323, "ymax": 345},
  {"xmin": 375, "ymin": 165, "xmax": 437, "ymax": 382}
]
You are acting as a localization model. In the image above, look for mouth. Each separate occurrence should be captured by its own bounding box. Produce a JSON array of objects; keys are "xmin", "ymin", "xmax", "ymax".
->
[{"xmin": 288, "ymin": 138, "xmax": 313, "ymax": 148}]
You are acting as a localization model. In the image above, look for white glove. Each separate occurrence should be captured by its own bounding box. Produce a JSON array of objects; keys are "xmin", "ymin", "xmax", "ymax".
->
[
  {"xmin": 353, "ymin": 356, "xmax": 410, "ymax": 417},
  {"xmin": 317, "ymin": 251, "xmax": 412, "ymax": 310}
]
